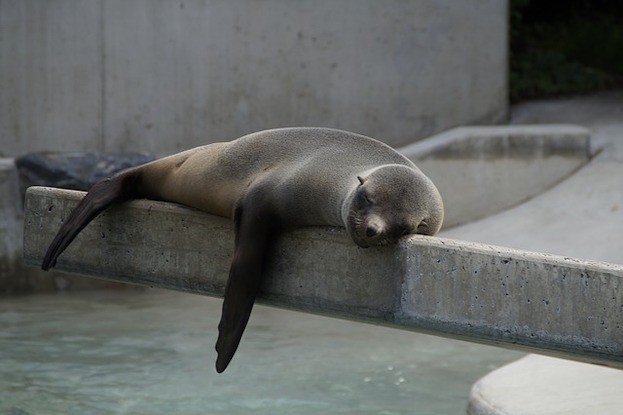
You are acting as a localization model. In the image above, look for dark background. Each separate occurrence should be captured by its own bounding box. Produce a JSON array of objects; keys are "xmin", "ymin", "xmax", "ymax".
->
[{"xmin": 510, "ymin": 0, "xmax": 623, "ymax": 102}]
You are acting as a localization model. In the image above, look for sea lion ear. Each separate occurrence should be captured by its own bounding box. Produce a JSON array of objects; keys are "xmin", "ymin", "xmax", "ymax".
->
[{"xmin": 357, "ymin": 176, "xmax": 366, "ymax": 185}]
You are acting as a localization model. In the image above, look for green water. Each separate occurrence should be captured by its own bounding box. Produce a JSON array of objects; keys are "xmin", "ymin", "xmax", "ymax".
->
[{"xmin": 0, "ymin": 289, "xmax": 523, "ymax": 414}]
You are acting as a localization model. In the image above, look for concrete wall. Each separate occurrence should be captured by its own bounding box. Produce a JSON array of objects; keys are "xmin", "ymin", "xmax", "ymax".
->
[
  {"xmin": 0, "ymin": 159, "xmax": 22, "ymax": 289},
  {"xmin": 0, "ymin": 0, "xmax": 508, "ymax": 156},
  {"xmin": 23, "ymin": 187, "xmax": 623, "ymax": 369}
]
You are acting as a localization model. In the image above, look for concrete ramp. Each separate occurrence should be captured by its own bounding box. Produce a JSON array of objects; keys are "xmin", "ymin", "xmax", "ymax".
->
[
  {"xmin": 23, "ymin": 186, "xmax": 623, "ymax": 369},
  {"xmin": 401, "ymin": 125, "xmax": 590, "ymax": 228},
  {"xmin": 451, "ymin": 92, "xmax": 623, "ymax": 415}
]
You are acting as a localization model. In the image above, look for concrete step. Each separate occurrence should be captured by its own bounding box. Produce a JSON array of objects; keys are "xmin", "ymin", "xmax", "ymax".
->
[{"xmin": 468, "ymin": 355, "xmax": 623, "ymax": 415}]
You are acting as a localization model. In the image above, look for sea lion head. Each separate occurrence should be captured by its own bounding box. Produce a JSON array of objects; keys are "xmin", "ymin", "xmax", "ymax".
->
[{"xmin": 345, "ymin": 164, "xmax": 444, "ymax": 248}]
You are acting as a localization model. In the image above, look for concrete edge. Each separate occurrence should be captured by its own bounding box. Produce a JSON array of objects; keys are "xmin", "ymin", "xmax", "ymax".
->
[
  {"xmin": 400, "ymin": 124, "xmax": 591, "ymax": 161},
  {"xmin": 1, "ymin": 158, "xmax": 133, "ymax": 294},
  {"xmin": 467, "ymin": 354, "xmax": 623, "ymax": 415},
  {"xmin": 399, "ymin": 236, "xmax": 623, "ymax": 367},
  {"xmin": 400, "ymin": 125, "xmax": 593, "ymax": 228},
  {"xmin": 467, "ymin": 379, "xmax": 502, "ymax": 415},
  {"xmin": 23, "ymin": 186, "xmax": 623, "ymax": 369}
]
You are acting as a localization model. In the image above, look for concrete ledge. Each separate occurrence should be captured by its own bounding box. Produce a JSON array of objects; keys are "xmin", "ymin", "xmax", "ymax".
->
[
  {"xmin": 23, "ymin": 186, "xmax": 623, "ymax": 368},
  {"xmin": 1, "ymin": 158, "xmax": 131, "ymax": 293},
  {"xmin": 468, "ymin": 355, "xmax": 623, "ymax": 415},
  {"xmin": 400, "ymin": 125, "xmax": 591, "ymax": 227}
]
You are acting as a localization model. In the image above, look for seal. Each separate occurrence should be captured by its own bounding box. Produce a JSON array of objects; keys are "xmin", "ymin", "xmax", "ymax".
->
[{"xmin": 41, "ymin": 127, "xmax": 444, "ymax": 372}]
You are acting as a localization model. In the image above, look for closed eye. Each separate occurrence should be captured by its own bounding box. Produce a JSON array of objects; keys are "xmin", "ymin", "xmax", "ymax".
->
[{"xmin": 358, "ymin": 189, "xmax": 374, "ymax": 205}]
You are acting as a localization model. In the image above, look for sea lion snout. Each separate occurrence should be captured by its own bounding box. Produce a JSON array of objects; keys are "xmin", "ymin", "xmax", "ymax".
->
[
  {"xmin": 362, "ymin": 216, "xmax": 391, "ymax": 245},
  {"xmin": 365, "ymin": 215, "xmax": 385, "ymax": 238},
  {"xmin": 345, "ymin": 164, "xmax": 443, "ymax": 249},
  {"xmin": 350, "ymin": 214, "xmax": 413, "ymax": 248},
  {"xmin": 365, "ymin": 224, "xmax": 380, "ymax": 237}
]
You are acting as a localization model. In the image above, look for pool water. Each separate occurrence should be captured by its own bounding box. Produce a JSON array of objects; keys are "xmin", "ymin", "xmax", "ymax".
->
[{"xmin": 0, "ymin": 289, "xmax": 523, "ymax": 414}]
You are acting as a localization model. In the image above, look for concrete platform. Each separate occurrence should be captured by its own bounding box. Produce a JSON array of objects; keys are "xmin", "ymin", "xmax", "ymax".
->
[
  {"xmin": 468, "ymin": 355, "xmax": 623, "ymax": 415},
  {"xmin": 22, "ymin": 186, "xmax": 623, "ymax": 369}
]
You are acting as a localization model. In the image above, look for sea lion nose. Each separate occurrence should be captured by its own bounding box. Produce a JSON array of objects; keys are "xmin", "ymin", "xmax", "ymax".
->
[{"xmin": 366, "ymin": 224, "xmax": 379, "ymax": 238}]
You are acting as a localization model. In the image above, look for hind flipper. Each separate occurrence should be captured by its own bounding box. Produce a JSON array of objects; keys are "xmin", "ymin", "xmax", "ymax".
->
[
  {"xmin": 41, "ymin": 170, "xmax": 141, "ymax": 271},
  {"xmin": 214, "ymin": 202, "xmax": 279, "ymax": 373}
]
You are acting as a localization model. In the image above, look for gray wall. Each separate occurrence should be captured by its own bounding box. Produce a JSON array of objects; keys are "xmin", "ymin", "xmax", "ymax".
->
[{"xmin": 1, "ymin": 0, "xmax": 508, "ymax": 157}]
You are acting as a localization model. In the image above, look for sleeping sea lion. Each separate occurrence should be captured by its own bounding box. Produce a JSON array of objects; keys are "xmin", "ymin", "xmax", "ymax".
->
[{"xmin": 41, "ymin": 127, "xmax": 444, "ymax": 373}]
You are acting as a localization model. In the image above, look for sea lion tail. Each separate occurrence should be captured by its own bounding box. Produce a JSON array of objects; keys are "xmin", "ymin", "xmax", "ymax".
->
[{"xmin": 41, "ymin": 169, "xmax": 142, "ymax": 271}]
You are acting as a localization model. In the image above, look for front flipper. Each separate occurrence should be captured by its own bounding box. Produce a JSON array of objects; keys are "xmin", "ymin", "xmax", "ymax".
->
[{"xmin": 215, "ymin": 203, "xmax": 279, "ymax": 373}]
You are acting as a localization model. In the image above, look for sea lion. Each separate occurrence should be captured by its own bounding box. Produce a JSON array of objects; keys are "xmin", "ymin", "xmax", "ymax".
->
[{"xmin": 41, "ymin": 127, "xmax": 444, "ymax": 373}]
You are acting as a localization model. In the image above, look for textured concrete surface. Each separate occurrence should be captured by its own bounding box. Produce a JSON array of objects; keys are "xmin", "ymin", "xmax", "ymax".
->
[
  {"xmin": 23, "ymin": 186, "xmax": 623, "ymax": 369},
  {"xmin": 0, "ymin": 159, "xmax": 130, "ymax": 294},
  {"xmin": 401, "ymin": 125, "xmax": 590, "ymax": 227},
  {"xmin": 446, "ymin": 92, "xmax": 623, "ymax": 415},
  {"xmin": 0, "ymin": 0, "xmax": 507, "ymax": 156},
  {"xmin": 443, "ymin": 92, "xmax": 623, "ymax": 264},
  {"xmin": 0, "ymin": 159, "xmax": 55, "ymax": 293},
  {"xmin": 467, "ymin": 355, "xmax": 623, "ymax": 415}
]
